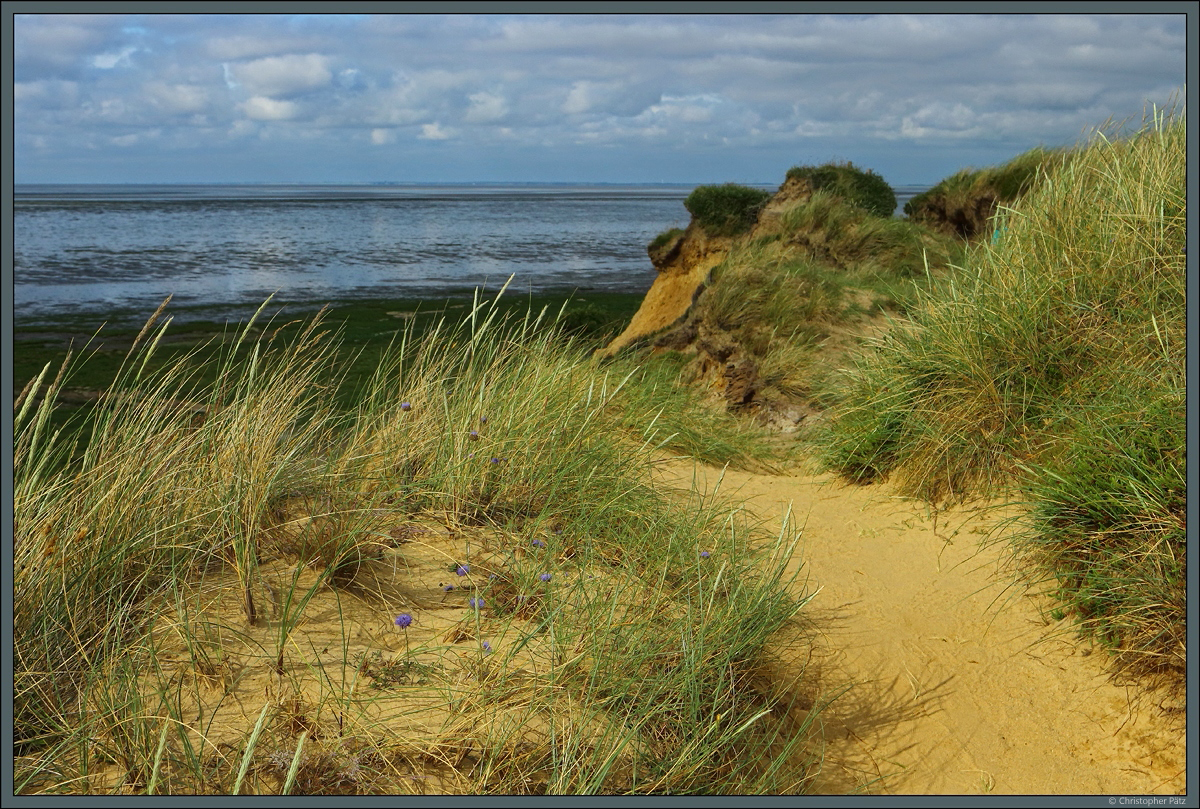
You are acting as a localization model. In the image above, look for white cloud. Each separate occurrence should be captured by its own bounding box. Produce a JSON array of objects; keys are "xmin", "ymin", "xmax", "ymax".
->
[
  {"xmin": 110, "ymin": 129, "xmax": 158, "ymax": 147},
  {"xmin": 241, "ymin": 96, "xmax": 299, "ymax": 121},
  {"xmin": 897, "ymin": 102, "xmax": 985, "ymax": 140},
  {"xmin": 563, "ymin": 81, "xmax": 597, "ymax": 114},
  {"xmin": 370, "ymin": 128, "xmax": 394, "ymax": 145},
  {"xmin": 562, "ymin": 80, "xmax": 660, "ymax": 118},
  {"xmin": 464, "ymin": 91, "xmax": 508, "ymax": 123},
  {"xmin": 419, "ymin": 122, "xmax": 455, "ymax": 140},
  {"xmin": 92, "ymin": 45, "xmax": 137, "ymax": 70},
  {"xmin": 14, "ymin": 79, "xmax": 79, "ymax": 107},
  {"xmin": 144, "ymin": 82, "xmax": 211, "ymax": 115},
  {"xmin": 230, "ymin": 54, "xmax": 332, "ymax": 98}
]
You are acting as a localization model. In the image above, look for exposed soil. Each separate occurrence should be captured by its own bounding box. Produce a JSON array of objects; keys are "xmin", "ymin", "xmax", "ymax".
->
[{"xmin": 653, "ymin": 457, "xmax": 1186, "ymax": 795}]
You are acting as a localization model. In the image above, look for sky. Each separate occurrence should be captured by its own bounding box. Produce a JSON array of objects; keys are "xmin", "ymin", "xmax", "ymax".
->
[{"xmin": 11, "ymin": 11, "xmax": 1189, "ymax": 187}]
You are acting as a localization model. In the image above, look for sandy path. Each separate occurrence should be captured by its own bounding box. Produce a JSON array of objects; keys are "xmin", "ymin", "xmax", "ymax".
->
[{"xmin": 655, "ymin": 458, "xmax": 1185, "ymax": 796}]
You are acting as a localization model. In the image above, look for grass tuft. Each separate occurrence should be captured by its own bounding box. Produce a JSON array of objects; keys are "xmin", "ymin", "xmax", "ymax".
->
[
  {"xmin": 15, "ymin": 286, "xmax": 822, "ymax": 795},
  {"xmin": 818, "ymin": 102, "xmax": 1185, "ymax": 688}
]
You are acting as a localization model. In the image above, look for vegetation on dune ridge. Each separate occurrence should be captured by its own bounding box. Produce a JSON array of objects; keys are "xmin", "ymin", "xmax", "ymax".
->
[
  {"xmin": 904, "ymin": 145, "xmax": 1069, "ymax": 238},
  {"xmin": 785, "ymin": 161, "xmax": 897, "ymax": 219},
  {"xmin": 819, "ymin": 105, "xmax": 1185, "ymax": 690},
  {"xmin": 684, "ymin": 183, "xmax": 772, "ymax": 238},
  {"xmin": 651, "ymin": 188, "xmax": 964, "ymax": 415},
  {"xmin": 632, "ymin": 99, "xmax": 1185, "ymax": 697},
  {"xmin": 14, "ymin": 289, "xmax": 819, "ymax": 795}
]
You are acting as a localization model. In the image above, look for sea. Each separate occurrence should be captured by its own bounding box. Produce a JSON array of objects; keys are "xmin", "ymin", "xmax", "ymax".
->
[{"xmin": 13, "ymin": 183, "xmax": 930, "ymax": 326}]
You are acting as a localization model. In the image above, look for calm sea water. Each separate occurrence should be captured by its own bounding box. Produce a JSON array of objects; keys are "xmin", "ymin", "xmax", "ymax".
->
[{"xmin": 14, "ymin": 183, "xmax": 929, "ymax": 325}]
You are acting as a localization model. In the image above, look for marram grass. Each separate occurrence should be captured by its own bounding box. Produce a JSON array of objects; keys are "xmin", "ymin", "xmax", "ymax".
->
[
  {"xmin": 819, "ymin": 103, "xmax": 1185, "ymax": 689},
  {"xmin": 15, "ymin": 289, "xmax": 822, "ymax": 795}
]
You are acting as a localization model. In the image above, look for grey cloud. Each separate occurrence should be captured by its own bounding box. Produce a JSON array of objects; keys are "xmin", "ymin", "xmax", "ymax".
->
[{"xmin": 13, "ymin": 13, "xmax": 1186, "ymax": 185}]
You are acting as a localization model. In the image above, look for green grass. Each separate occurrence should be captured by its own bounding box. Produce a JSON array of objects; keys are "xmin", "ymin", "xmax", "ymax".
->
[
  {"xmin": 649, "ymin": 227, "xmax": 687, "ymax": 253},
  {"xmin": 14, "ymin": 288, "xmax": 821, "ymax": 795},
  {"xmin": 656, "ymin": 192, "xmax": 964, "ymax": 409},
  {"xmin": 904, "ymin": 145, "xmax": 1068, "ymax": 238},
  {"xmin": 14, "ymin": 291, "xmax": 645, "ymax": 472},
  {"xmin": 684, "ymin": 184, "xmax": 773, "ymax": 238},
  {"xmin": 818, "ymin": 103, "xmax": 1185, "ymax": 688},
  {"xmin": 785, "ymin": 161, "xmax": 897, "ymax": 219}
]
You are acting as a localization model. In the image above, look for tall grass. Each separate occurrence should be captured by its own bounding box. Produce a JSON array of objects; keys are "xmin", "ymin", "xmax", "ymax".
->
[
  {"xmin": 780, "ymin": 190, "xmax": 962, "ymax": 278},
  {"xmin": 904, "ymin": 145, "xmax": 1068, "ymax": 238},
  {"xmin": 819, "ymin": 105, "xmax": 1185, "ymax": 687},
  {"xmin": 14, "ymin": 289, "xmax": 821, "ymax": 794},
  {"xmin": 659, "ymin": 195, "xmax": 963, "ymax": 408}
]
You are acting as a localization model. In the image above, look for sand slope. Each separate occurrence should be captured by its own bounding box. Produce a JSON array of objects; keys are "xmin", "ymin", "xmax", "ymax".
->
[{"xmin": 654, "ymin": 458, "xmax": 1186, "ymax": 796}]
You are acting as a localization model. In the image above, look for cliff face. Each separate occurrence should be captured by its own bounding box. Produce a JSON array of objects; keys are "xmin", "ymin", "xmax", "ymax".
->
[
  {"xmin": 599, "ymin": 222, "xmax": 732, "ymax": 356},
  {"xmin": 601, "ymin": 175, "xmax": 815, "ymax": 357},
  {"xmin": 600, "ymin": 173, "xmax": 870, "ymax": 432}
]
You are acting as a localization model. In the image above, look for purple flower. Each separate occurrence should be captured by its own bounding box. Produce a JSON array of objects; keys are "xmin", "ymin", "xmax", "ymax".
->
[
  {"xmin": 531, "ymin": 539, "xmax": 546, "ymax": 548},
  {"xmin": 469, "ymin": 430, "xmax": 479, "ymax": 441},
  {"xmin": 400, "ymin": 402, "xmax": 411, "ymax": 411},
  {"xmin": 539, "ymin": 573, "xmax": 552, "ymax": 582},
  {"xmin": 482, "ymin": 641, "xmax": 492, "ymax": 654},
  {"xmin": 394, "ymin": 613, "xmax": 413, "ymax": 628},
  {"xmin": 490, "ymin": 457, "xmax": 500, "ymax": 464},
  {"xmin": 456, "ymin": 565, "xmax": 469, "ymax": 576},
  {"xmin": 469, "ymin": 597, "xmax": 484, "ymax": 609},
  {"xmin": 443, "ymin": 584, "xmax": 454, "ymax": 592},
  {"xmin": 700, "ymin": 551, "xmax": 711, "ymax": 558},
  {"xmin": 479, "ymin": 416, "xmax": 488, "ymax": 425}
]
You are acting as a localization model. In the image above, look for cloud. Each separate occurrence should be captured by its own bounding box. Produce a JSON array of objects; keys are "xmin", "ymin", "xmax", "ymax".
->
[
  {"xmin": 92, "ymin": 45, "xmax": 138, "ymax": 70},
  {"xmin": 14, "ymin": 79, "xmax": 80, "ymax": 108},
  {"xmin": 229, "ymin": 53, "xmax": 332, "ymax": 98},
  {"xmin": 241, "ymin": 96, "xmax": 300, "ymax": 121},
  {"xmin": 14, "ymin": 14, "xmax": 120, "ymax": 80},
  {"xmin": 562, "ymin": 80, "xmax": 661, "ymax": 117},
  {"xmin": 419, "ymin": 122, "xmax": 455, "ymax": 140},
  {"xmin": 464, "ymin": 91, "xmax": 508, "ymax": 123},
  {"xmin": 898, "ymin": 102, "xmax": 984, "ymax": 140},
  {"xmin": 144, "ymin": 82, "xmax": 212, "ymax": 116},
  {"xmin": 12, "ymin": 13, "xmax": 1186, "ymax": 184}
]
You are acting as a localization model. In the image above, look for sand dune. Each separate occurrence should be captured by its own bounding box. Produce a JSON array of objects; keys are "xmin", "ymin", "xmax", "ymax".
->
[{"xmin": 655, "ymin": 457, "xmax": 1185, "ymax": 796}]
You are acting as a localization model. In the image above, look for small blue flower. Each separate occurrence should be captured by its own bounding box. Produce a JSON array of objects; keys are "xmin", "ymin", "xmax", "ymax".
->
[
  {"xmin": 469, "ymin": 430, "xmax": 479, "ymax": 441},
  {"xmin": 469, "ymin": 597, "xmax": 484, "ymax": 609},
  {"xmin": 456, "ymin": 565, "xmax": 469, "ymax": 576},
  {"xmin": 479, "ymin": 416, "xmax": 488, "ymax": 425},
  {"xmin": 539, "ymin": 573, "xmax": 552, "ymax": 582},
  {"xmin": 394, "ymin": 613, "xmax": 413, "ymax": 628},
  {"xmin": 700, "ymin": 551, "xmax": 711, "ymax": 558},
  {"xmin": 531, "ymin": 539, "xmax": 546, "ymax": 548},
  {"xmin": 443, "ymin": 584, "xmax": 454, "ymax": 592},
  {"xmin": 400, "ymin": 401, "xmax": 411, "ymax": 411},
  {"xmin": 482, "ymin": 641, "xmax": 492, "ymax": 654},
  {"xmin": 490, "ymin": 457, "xmax": 500, "ymax": 464}
]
